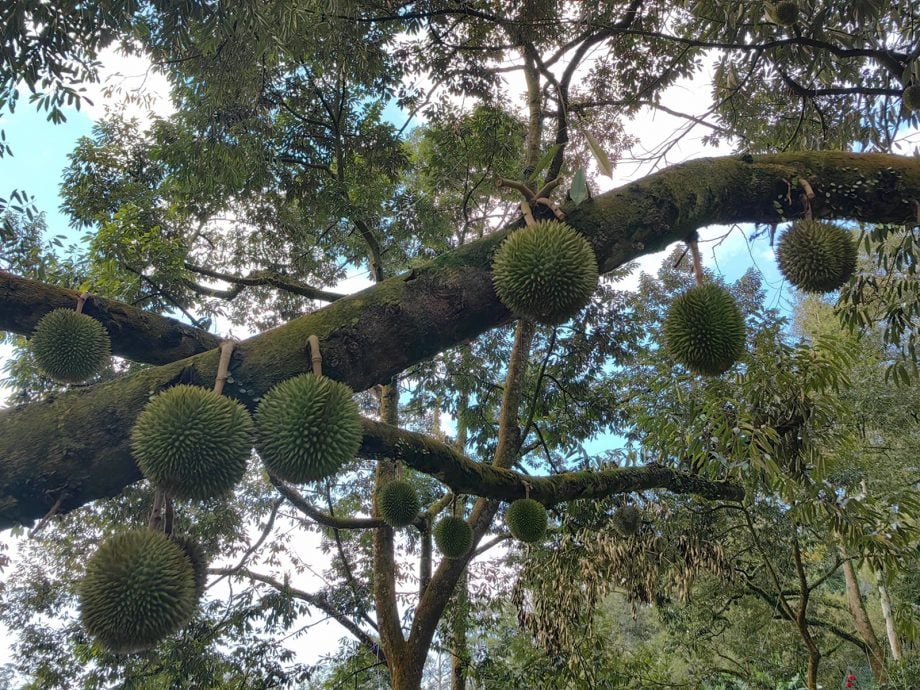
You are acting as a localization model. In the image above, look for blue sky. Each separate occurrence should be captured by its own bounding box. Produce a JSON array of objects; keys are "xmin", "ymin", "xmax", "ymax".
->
[{"xmin": 0, "ymin": 102, "xmax": 95, "ymax": 240}]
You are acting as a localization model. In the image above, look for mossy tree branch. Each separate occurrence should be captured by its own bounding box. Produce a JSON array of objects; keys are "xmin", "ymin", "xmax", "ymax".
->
[
  {"xmin": 0, "ymin": 271, "xmax": 221, "ymax": 364},
  {"xmin": 1, "ymin": 152, "xmax": 919, "ymax": 530}
]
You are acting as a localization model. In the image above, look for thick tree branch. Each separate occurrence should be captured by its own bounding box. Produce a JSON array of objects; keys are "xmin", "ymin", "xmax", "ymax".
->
[
  {"xmin": 360, "ymin": 419, "xmax": 743, "ymax": 503},
  {"xmin": 2, "ymin": 152, "xmax": 920, "ymax": 528},
  {"xmin": 0, "ymin": 271, "xmax": 221, "ymax": 364}
]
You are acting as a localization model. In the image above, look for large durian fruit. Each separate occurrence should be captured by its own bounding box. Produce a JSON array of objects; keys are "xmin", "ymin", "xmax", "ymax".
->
[
  {"xmin": 663, "ymin": 283, "xmax": 746, "ymax": 376},
  {"xmin": 505, "ymin": 498, "xmax": 548, "ymax": 543},
  {"xmin": 170, "ymin": 535, "xmax": 208, "ymax": 603},
  {"xmin": 377, "ymin": 479, "xmax": 420, "ymax": 528},
  {"xmin": 79, "ymin": 530, "xmax": 197, "ymax": 653},
  {"xmin": 30, "ymin": 308, "xmax": 111, "ymax": 383},
  {"xmin": 492, "ymin": 220, "xmax": 599, "ymax": 324},
  {"xmin": 776, "ymin": 219, "xmax": 857, "ymax": 293},
  {"xmin": 131, "ymin": 385, "xmax": 254, "ymax": 500},
  {"xmin": 773, "ymin": 1, "xmax": 799, "ymax": 25},
  {"xmin": 434, "ymin": 515, "xmax": 474, "ymax": 559},
  {"xmin": 903, "ymin": 85, "xmax": 920, "ymax": 112},
  {"xmin": 255, "ymin": 374, "xmax": 363, "ymax": 483}
]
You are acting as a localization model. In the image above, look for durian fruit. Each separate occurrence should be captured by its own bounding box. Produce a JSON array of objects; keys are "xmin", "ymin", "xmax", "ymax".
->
[
  {"xmin": 170, "ymin": 535, "xmax": 208, "ymax": 603},
  {"xmin": 664, "ymin": 283, "xmax": 746, "ymax": 376},
  {"xmin": 612, "ymin": 505, "xmax": 642, "ymax": 537},
  {"xmin": 131, "ymin": 385, "xmax": 254, "ymax": 500},
  {"xmin": 773, "ymin": 1, "xmax": 798, "ymax": 26},
  {"xmin": 79, "ymin": 530, "xmax": 197, "ymax": 653},
  {"xmin": 255, "ymin": 374, "xmax": 362, "ymax": 483},
  {"xmin": 30, "ymin": 308, "xmax": 111, "ymax": 383},
  {"xmin": 377, "ymin": 480, "xmax": 420, "ymax": 528},
  {"xmin": 505, "ymin": 498, "xmax": 548, "ymax": 543},
  {"xmin": 433, "ymin": 515, "xmax": 474, "ymax": 559},
  {"xmin": 776, "ymin": 219, "xmax": 857, "ymax": 293},
  {"xmin": 904, "ymin": 85, "xmax": 920, "ymax": 112},
  {"xmin": 492, "ymin": 220, "xmax": 599, "ymax": 324}
]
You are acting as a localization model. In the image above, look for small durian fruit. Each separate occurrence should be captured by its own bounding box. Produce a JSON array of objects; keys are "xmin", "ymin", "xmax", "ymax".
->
[
  {"xmin": 777, "ymin": 219, "xmax": 857, "ymax": 293},
  {"xmin": 433, "ymin": 515, "xmax": 474, "ymax": 559},
  {"xmin": 255, "ymin": 374, "xmax": 362, "ymax": 484},
  {"xmin": 131, "ymin": 385, "xmax": 253, "ymax": 500},
  {"xmin": 79, "ymin": 530, "xmax": 197, "ymax": 653},
  {"xmin": 506, "ymin": 498, "xmax": 548, "ymax": 543},
  {"xmin": 664, "ymin": 283, "xmax": 746, "ymax": 377},
  {"xmin": 170, "ymin": 535, "xmax": 208, "ymax": 603},
  {"xmin": 773, "ymin": 1, "xmax": 799, "ymax": 26},
  {"xmin": 377, "ymin": 480, "xmax": 420, "ymax": 528},
  {"xmin": 903, "ymin": 85, "xmax": 920, "ymax": 112},
  {"xmin": 492, "ymin": 220, "xmax": 599, "ymax": 325},
  {"xmin": 612, "ymin": 505, "xmax": 642, "ymax": 537},
  {"xmin": 30, "ymin": 308, "xmax": 111, "ymax": 383}
]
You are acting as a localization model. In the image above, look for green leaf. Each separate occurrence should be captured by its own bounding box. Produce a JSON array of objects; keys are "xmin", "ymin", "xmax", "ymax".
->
[
  {"xmin": 527, "ymin": 144, "xmax": 561, "ymax": 185},
  {"xmin": 570, "ymin": 168, "xmax": 588, "ymax": 206}
]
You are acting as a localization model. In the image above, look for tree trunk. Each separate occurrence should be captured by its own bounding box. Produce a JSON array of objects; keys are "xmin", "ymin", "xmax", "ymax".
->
[
  {"xmin": 806, "ymin": 652, "xmax": 820, "ymax": 690},
  {"xmin": 876, "ymin": 569, "xmax": 902, "ymax": 661},
  {"xmin": 841, "ymin": 551, "xmax": 887, "ymax": 683},
  {"xmin": 451, "ymin": 570, "xmax": 469, "ymax": 690}
]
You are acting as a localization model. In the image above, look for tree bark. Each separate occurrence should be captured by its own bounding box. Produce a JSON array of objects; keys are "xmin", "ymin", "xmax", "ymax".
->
[{"xmin": 2, "ymin": 152, "xmax": 920, "ymax": 527}]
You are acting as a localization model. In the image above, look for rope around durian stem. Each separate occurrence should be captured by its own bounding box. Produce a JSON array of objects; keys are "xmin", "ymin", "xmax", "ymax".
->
[
  {"xmin": 307, "ymin": 334, "xmax": 322, "ymax": 376},
  {"xmin": 688, "ymin": 238, "xmax": 705, "ymax": 287},
  {"xmin": 75, "ymin": 291, "xmax": 89, "ymax": 314}
]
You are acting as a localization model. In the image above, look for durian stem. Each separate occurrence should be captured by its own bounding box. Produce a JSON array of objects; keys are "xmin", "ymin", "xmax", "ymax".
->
[
  {"xmin": 75, "ymin": 291, "xmax": 89, "ymax": 314},
  {"xmin": 27, "ymin": 494, "xmax": 63, "ymax": 539},
  {"xmin": 799, "ymin": 179, "xmax": 815, "ymax": 220},
  {"xmin": 496, "ymin": 177, "xmax": 536, "ymax": 200},
  {"xmin": 688, "ymin": 239, "xmax": 705, "ymax": 286},
  {"xmin": 520, "ymin": 200, "xmax": 537, "ymax": 226},
  {"xmin": 212, "ymin": 341, "xmax": 236, "ymax": 395},
  {"xmin": 307, "ymin": 334, "xmax": 322, "ymax": 376}
]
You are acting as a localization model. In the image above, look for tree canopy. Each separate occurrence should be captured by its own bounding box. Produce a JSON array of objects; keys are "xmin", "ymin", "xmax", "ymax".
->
[{"xmin": 1, "ymin": 1, "xmax": 919, "ymax": 688}]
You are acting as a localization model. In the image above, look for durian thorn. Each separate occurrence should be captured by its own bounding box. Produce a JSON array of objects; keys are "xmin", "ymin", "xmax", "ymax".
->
[
  {"xmin": 213, "ymin": 340, "xmax": 237, "ymax": 395},
  {"xmin": 75, "ymin": 291, "xmax": 90, "ymax": 314},
  {"xmin": 307, "ymin": 334, "xmax": 323, "ymax": 376},
  {"xmin": 520, "ymin": 200, "xmax": 537, "ymax": 226},
  {"xmin": 688, "ymin": 239, "xmax": 705, "ymax": 286},
  {"xmin": 496, "ymin": 177, "xmax": 536, "ymax": 201},
  {"xmin": 28, "ymin": 494, "xmax": 64, "ymax": 539}
]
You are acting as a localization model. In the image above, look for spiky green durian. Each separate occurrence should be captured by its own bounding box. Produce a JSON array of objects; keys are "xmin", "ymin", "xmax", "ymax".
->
[
  {"xmin": 131, "ymin": 385, "xmax": 253, "ymax": 500},
  {"xmin": 773, "ymin": 1, "xmax": 798, "ymax": 25},
  {"xmin": 492, "ymin": 220, "xmax": 599, "ymax": 324},
  {"xmin": 170, "ymin": 535, "xmax": 208, "ymax": 602},
  {"xmin": 612, "ymin": 505, "xmax": 642, "ymax": 537},
  {"xmin": 664, "ymin": 283, "xmax": 746, "ymax": 376},
  {"xmin": 434, "ymin": 515, "xmax": 474, "ymax": 559},
  {"xmin": 79, "ymin": 530, "xmax": 197, "ymax": 653},
  {"xmin": 30, "ymin": 309, "xmax": 111, "ymax": 383},
  {"xmin": 255, "ymin": 374, "xmax": 362, "ymax": 484},
  {"xmin": 777, "ymin": 220, "xmax": 857, "ymax": 293},
  {"xmin": 377, "ymin": 480, "xmax": 420, "ymax": 528},
  {"xmin": 506, "ymin": 498, "xmax": 548, "ymax": 543},
  {"xmin": 904, "ymin": 85, "xmax": 920, "ymax": 112}
]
